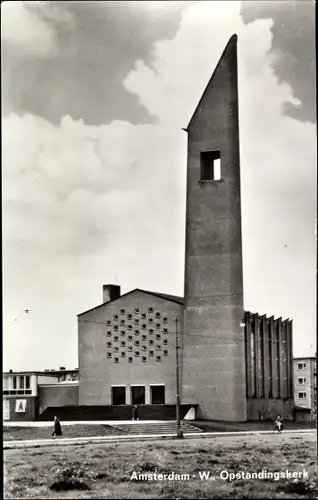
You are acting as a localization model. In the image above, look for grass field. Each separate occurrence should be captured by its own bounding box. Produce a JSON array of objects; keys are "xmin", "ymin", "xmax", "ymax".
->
[
  {"xmin": 4, "ymin": 432, "xmax": 317, "ymax": 499},
  {"xmin": 3, "ymin": 424, "xmax": 124, "ymax": 441}
]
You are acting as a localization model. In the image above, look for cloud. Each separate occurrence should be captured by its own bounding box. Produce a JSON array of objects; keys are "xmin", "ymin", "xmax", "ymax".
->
[
  {"xmin": 2, "ymin": 1, "xmax": 316, "ymax": 370},
  {"xmin": 1, "ymin": 1, "xmax": 74, "ymax": 56}
]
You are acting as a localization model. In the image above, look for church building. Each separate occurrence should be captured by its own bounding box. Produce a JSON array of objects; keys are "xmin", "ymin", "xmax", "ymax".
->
[{"xmin": 78, "ymin": 35, "xmax": 294, "ymax": 422}]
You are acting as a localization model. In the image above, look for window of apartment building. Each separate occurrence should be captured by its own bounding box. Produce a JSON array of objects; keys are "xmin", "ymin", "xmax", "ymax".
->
[
  {"xmin": 163, "ymin": 350, "xmax": 168, "ymax": 356},
  {"xmin": 148, "ymin": 307, "xmax": 154, "ymax": 313},
  {"xmin": 298, "ymin": 377, "xmax": 307, "ymax": 385},
  {"xmin": 163, "ymin": 328, "xmax": 168, "ymax": 334},
  {"xmin": 128, "ymin": 314, "xmax": 132, "ymax": 320},
  {"xmin": 134, "ymin": 308, "xmax": 139, "ymax": 314},
  {"xmin": 135, "ymin": 329, "xmax": 140, "ymax": 335},
  {"xmin": 163, "ymin": 317, "xmax": 168, "ymax": 323},
  {"xmin": 141, "ymin": 335, "xmax": 147, "ymax": 341},
  {"xmin": 149, "ymin": 350, "xmax": 154, "ymax": 356},
  {"xmin": 142, "ymin": 356, "xmax": 147, "ymax": 363},
  {"xmin": 128, "ymin": 357, "xmax": 133, "ymax": 363},
  {"xmin": 107, "ymin": 331, "xmax": 112, "ymax": 337},
  {"xmin": 113, "ymin": 315, "xmax": 118, "ymax": 321},
  {"xmin": 149, "ymin": 328, "xmax": 154, "ymax": 334},
  {"xmin": 156, "ymin": 356, "xmax": 161, "ymax": 362},
  {"xmin": 120, "ymin": 309, "xmax": 125, "ymax": 314},
  {"xmin": 141, "ymin": 313, "xmax": 146, "ymax": 319},
  {"xmin": 163, "ymin": 339, "xmax": 168, "ymax": 345},
  {"xmin": 156, "ymin": 334, "xmax": 161, "ymax": 340},
  {"xmin": 298, "ymin": 392, "xmax": 307, "ymax": 399},
  {"xmin": 121, "ymin": 331, "xmax": 125, "ymax": 337},
  {"xmin": 142, "ymin": 345, "xmax": 147, "ymax": 351},
  {"xmin": 298, "ymin": 363, "xmax": 307, "ymax": 370},
  {"xmin": 148, "ymin": 318, "xmax": 154, "ymax": 324}
]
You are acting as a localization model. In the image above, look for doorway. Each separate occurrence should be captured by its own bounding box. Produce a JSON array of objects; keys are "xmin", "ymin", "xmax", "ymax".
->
[
  {"xmin": 150, "ymin": 385, "xmax": 165, "ymax": 404},
  {"xmin": 131, "ymin": 386, "xmax": 145, "ymax": 405},
  {"xmin": 111, "ymin": 386, "xmax": 126, "ymax": 405}
]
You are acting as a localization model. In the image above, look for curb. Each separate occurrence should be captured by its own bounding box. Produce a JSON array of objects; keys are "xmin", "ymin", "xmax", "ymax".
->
[{"xmin": 4, "ymin": 429, "xmax": 316, "ymax": 450}]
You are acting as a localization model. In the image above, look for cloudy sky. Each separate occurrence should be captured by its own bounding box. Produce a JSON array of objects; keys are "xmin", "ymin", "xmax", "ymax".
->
[{"xmin": 2, "ymin": 1, "xmax": 316, "ymax": 371}]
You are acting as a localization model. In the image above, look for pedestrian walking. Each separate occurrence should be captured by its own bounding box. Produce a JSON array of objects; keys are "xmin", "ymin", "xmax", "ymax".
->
[{"xmin": 52, "ymin": 416, "xmax": 63, "ymax": 438}]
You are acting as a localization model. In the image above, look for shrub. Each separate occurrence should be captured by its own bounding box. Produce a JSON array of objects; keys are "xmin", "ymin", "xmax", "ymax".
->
[
  {"xmin": 49, "ymin": 465, "xmax": 99, "ymax": 491},
  {"xmin": 278, "ymin": 477, "xmax": 318, "ymax": 497}
]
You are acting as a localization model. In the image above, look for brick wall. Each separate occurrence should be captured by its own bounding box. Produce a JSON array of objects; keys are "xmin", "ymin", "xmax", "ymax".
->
[{"xmin": 78, "ymin": 290, "xmax": 183, "ymax": 406}]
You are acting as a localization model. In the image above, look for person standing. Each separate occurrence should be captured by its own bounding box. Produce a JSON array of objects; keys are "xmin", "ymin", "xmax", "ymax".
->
[
  {"xmin": 52, "ymin": 416, "xmax": 63, "ymax": 438},
  {"xmin": 132, "ymin": 405, "xmax": 139, "ymax": 421}
]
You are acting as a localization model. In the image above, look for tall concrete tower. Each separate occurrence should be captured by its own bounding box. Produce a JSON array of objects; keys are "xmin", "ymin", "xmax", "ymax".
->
[{"xmin": 182, "ymin": 35, "xmax": 247, "ymax": 421}]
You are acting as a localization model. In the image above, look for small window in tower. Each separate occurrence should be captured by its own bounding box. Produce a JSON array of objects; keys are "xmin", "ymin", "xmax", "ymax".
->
[
  {"xmin": 114, "ymin": 346, "xmax": 119, "ymax": 352},
  {"xmin": 156, "ymin": 334, "xmax": 161, "ymax": 340},
  {"xmin": 141, "ymin": 313, "xmax": 146, "ymax": 319},
  {"xmin": 107, "ymin": 331, "xmax": 112, "ymax": 337},
  {"xmin": 128, "ymin": 346, "xmax": 133, "ymax": 352},
  {"xmin": 128, "ymin": 335, "xmax": 133, "ymax": 341},
  {"xmin": 107, "ymin": 342, "xmax": 112, "ymax": 348},
  {"xmin": 107, "ymin": 352, "xmax": 112, "ymax": 358},
  {"xmin": 149, "ymin": 339, "xmax": 154, "ymax": 346},
  {"xmin": 142, "ymin": 324, "xmax": 147, "ymax": 329},
  {"xmin": 142, "ymin": 356, "xmax": 147, "ymax": 362},
  {"xmin": 149, "ymin": 350, "xmax": 154, "ymax": 356},
  {"xmin": 135, "ymin": 319, "xmax": 139, "ymax": 325},
  {"xmin": 200, "ymin": 150, "xmax": 221, "ymax": 181},
  {"xmin": 120, "ymin": 309, "xmax": 125, "ymax": 314},
  {"xmin": 156, "ymin": 356, "xmax": 161, "ymax": 362},
  {"xmin": 114, "ymin": 357, "xmax": 119, "ymax": 363},
  {"xmin": 149, "ymin": 328, "xmax": 154, "ymax": 334},
  {"xmin": 163, "ymin": 328, "xmax": 168, "ymax": 333},
  {"xmin": 114, "ymin": 325, "xmax": 118, "ymax": 331},
  {"xmin": 121, "ymin": 351, "xmax": 126, "ymax": 358},
  {"xmin": 163, "ymin": 339, "xmax": 168, "ymax": 345},
  {"xmin": 135, "ymin": 351, "xmax": 140, "ymax": 357},
  {"xmin": 164, "ymin": 350, "xmax": 168, "ymax": 356},
  {"xmin": 134, "ymin": 308, "xmax": 139, "ymax": 314},
  {"xmin": 128, "ymin": 357, "xmax": 133, "ymax": 363},
  {"xmin": 114, "ymin": 336, "xmax": 119, "ymax": 342},
  {"xmin": 128, "ymin": 314, "xmax": 132, "ymax": 320},
  {"xmin": 135, "ymin": 340, "xmax": 140, "ymax": 346},
  {"xmin": 121, "ymin": 341, "xmax": 125, "ymax": 347},
  {"xmin": 120, "ymin": 319, "xmax": 125, "ymax": 325},
  {"xmin": 128, "ymin": 325, "xmax": 132, "ymax": 330},
  {"xmin": 148, "ymin": 318, "xmax": 153, "ymax": 324},
  {"xmin": 155, "ymin": 312, "xmax": 161, "ymax": 318},
  {"xmin": 113, "ymin": 315, "xmax": 118, "ymax": 321},
  {"xmin": 107, "ymin": 320, "xmax": 111, "ymax": 325},
  {"xmin": 148, "ymin": 307, "xmax": 154, "ymax": 313},
  {"xmin": 156, "ymin": 345, "xmax": 161, "ymax": 351},
  {"xmin": 121, "ymin": 330, "xmax": 125, "ymax": 337},
  {"xmin": 156, "ymin": 323, "xmax": 160, "ymax": 329},
  {"xmin": 135, "ymin": 329, "xmax": 140, "ymax": 335},
  {"xmin": 142, "ymin": 335, "xmax": 147, "ymax": 341},
  {"xmin": 163, "ymin": 317, "xmax": 168, "ymax": 323},
  {"xmin": 142, "ymin": 345, "xmax": 147, "ymax": 351}
]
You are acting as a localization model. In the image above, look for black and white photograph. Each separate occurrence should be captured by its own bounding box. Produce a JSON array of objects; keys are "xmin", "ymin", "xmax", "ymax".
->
[{"xmin": 2, "ymin": 1, "xmax": 317, "ymax": 498}]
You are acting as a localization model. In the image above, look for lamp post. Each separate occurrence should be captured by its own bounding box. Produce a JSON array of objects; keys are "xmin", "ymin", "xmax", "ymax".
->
[{"xmin": 175, "ymin": 318, "xmax": 183, "ymax": 439}]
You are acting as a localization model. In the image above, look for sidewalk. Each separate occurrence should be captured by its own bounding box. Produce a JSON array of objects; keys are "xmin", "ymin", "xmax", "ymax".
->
[
  {"xmin": 4, "ymin": 420, "xmax": 167, "ymax": 427},
  {"xmin": 4, "ymin": 428, "xmax": 316, "ymax": 450}
]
